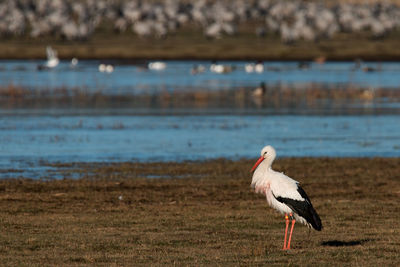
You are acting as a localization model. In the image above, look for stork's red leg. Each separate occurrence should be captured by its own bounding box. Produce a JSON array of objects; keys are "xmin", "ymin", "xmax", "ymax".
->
[
  {"xmin": 287, "ymin": 214, "xmax": 296, "ymax": 250},
  {"xmin": 283, "ymin": 214, "xmax": 289, "ymax": 250}
]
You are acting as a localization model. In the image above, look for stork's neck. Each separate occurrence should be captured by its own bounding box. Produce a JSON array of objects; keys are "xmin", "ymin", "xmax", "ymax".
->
[
  {"xmin": 264, "ymin": 155, "xmax": 275, "ymax": 169},
  {"xmin": 257, "ymin": 157, "xmax": 274, "ymax": 175}
]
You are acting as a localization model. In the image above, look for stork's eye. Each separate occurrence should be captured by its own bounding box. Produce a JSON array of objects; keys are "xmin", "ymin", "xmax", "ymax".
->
[{"xmin": 264, "ymin": 151, "xmax": 268, "ymax": 155}]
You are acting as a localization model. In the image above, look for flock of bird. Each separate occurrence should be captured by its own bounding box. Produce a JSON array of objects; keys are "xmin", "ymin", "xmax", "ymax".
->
[
  {"xmin": 41, "ymin": 46, "xmax": 172, "ymax": 73},
  {"xmin": 1, "ymin": 0, "xmax": 400, "ymax": 42},
  {"xmin": 41, "ymin": 45, "xmax": 378, "ymax": 84},
  {"xmin": 38, "ymin": 45, "xmax": 297, "ymax": 75}
]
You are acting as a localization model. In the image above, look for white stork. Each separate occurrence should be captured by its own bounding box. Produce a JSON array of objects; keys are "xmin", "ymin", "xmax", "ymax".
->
[{"xmin": 250, "ymin": 145, "xmax": 322, "ymax": 250}]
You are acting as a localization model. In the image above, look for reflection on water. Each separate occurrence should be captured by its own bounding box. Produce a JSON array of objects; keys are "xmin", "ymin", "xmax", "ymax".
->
[{"xmin": 0, "ymin": 115, "xmax": 399, "ymax": 179}]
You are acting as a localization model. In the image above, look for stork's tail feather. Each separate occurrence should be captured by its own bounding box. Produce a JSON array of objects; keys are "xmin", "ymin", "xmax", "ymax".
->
[
  {"xmin": 309, "ymin": 206, "xmax": 322, "ymax": 231},
  {"xmin": 295, "ymin": 186, "xmax": 322, "ymax": 231}
]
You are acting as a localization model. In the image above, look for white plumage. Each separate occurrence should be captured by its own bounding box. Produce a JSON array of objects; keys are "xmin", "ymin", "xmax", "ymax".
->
[
  {"xmin": 45, "ymin": 46, "xmax": 59, "ymax": 68},
  {"xmin": 148, "ymin": 61, "xmax": 166, "ymax": 71},
  {"xmin": 250, "ymin": 145, "xmax": 322, "ymax": 249}
]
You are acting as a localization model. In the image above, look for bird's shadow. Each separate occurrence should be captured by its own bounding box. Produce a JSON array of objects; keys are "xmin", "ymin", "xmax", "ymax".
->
[{"xmin": 321, "ymin": 239, "xmax": 372, "ymax": 247}]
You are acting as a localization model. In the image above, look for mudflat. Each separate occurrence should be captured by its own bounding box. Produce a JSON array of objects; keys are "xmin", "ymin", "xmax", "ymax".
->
[{"xmin": 3, "ymin": 29, "xmax": 400, "ymax": 60}]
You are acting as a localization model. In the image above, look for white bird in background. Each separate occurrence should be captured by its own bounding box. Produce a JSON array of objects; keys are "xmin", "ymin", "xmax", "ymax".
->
[
  {"xmin": 98, "ymin": 63, "xmax": 114, "ymax": 73},
  {"xmin": 45, "ymin": 46, "xmax": 59, "ymax": 68},
  {"xmin": 210, "ymin": 62, "xmax": 234, "ymax": 74},
  {"xmin": 105, "ymin": 64, "xmax": 114, "ymax": 73},
  {"xmin": 254, "ymin": 61, "xmax": 264, "ymax": 73},
  {"xmin": 245, "ymin": 62, "xmax": 264, "ymax": 73},
  {"xmin": 245, "ymin": 63, "xmax": 255, "ymax": 73},
  {"xmin": 148, "ymin": 61, "xmax": 167, "ymax": 71},
  {"xmin": 250, "ymin": 145, "xmax": 322, "ymax": 250},
  {"xmin": 70, "ymin": 57, "xmax": 78, "ymax": 67}
]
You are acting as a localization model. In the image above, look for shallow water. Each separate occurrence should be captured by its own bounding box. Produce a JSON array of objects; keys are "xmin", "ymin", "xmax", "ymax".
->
[
  {"xmin": 1, "ymin": 59, "xmax": 400, "ymax": 179},
  {"xmin": 1, "ymin": 114, "xmax": 399, "ymax": 179},
  {"xmin": 1, "ymin": 60, "xmax": 400, "ymax": 94}
]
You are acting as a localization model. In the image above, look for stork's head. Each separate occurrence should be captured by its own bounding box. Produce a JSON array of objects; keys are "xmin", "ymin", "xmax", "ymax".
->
[{"xmin": 251, "ymin": 145, "xmax": 276, "ymax": 172}]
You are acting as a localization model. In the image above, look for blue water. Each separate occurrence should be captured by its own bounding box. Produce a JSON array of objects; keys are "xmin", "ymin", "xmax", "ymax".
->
[
  {"xmin": 0, "ymin": 114, "xmax": 399, "ymax": 178},
  {"xmin": 1, "ymin": 60, "xmax": 400, "ymax": 93},
  {"xmin": 1, "ymin": 59, "xmax": 400, "ymax": 179}
]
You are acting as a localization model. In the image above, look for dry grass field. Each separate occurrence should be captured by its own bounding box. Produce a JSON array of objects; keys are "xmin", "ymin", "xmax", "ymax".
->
[{"xmin": 0, "ymin": 158, "xmax": 399, "ymax": 265}]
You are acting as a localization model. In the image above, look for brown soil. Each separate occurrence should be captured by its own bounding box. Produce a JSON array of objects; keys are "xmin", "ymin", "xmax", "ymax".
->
[{"xmin": 2, "ymin": 27, "xmax": 400, "ymax": 61}]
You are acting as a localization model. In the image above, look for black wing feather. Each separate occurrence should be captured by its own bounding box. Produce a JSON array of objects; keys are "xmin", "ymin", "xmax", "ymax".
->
[{"xmin": 274, "ymin": 185, "xmax": 322, "ymax": 231}]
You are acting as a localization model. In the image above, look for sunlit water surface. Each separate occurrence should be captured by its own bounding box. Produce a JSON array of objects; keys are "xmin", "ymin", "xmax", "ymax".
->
[{"xmin": 0, "ymin": 115, "xmax": 399, "ymax": 179}]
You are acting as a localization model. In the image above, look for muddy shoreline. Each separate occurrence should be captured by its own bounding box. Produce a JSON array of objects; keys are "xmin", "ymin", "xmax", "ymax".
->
[{"xmin": 3, "ymin": 32, "xmax": 400, "ymax": 61}]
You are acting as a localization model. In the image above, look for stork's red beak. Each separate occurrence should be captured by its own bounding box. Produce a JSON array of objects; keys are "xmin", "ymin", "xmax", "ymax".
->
[{"xmin": 251, "ymin": 156, "xmax": 265, "ymax": 173}]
